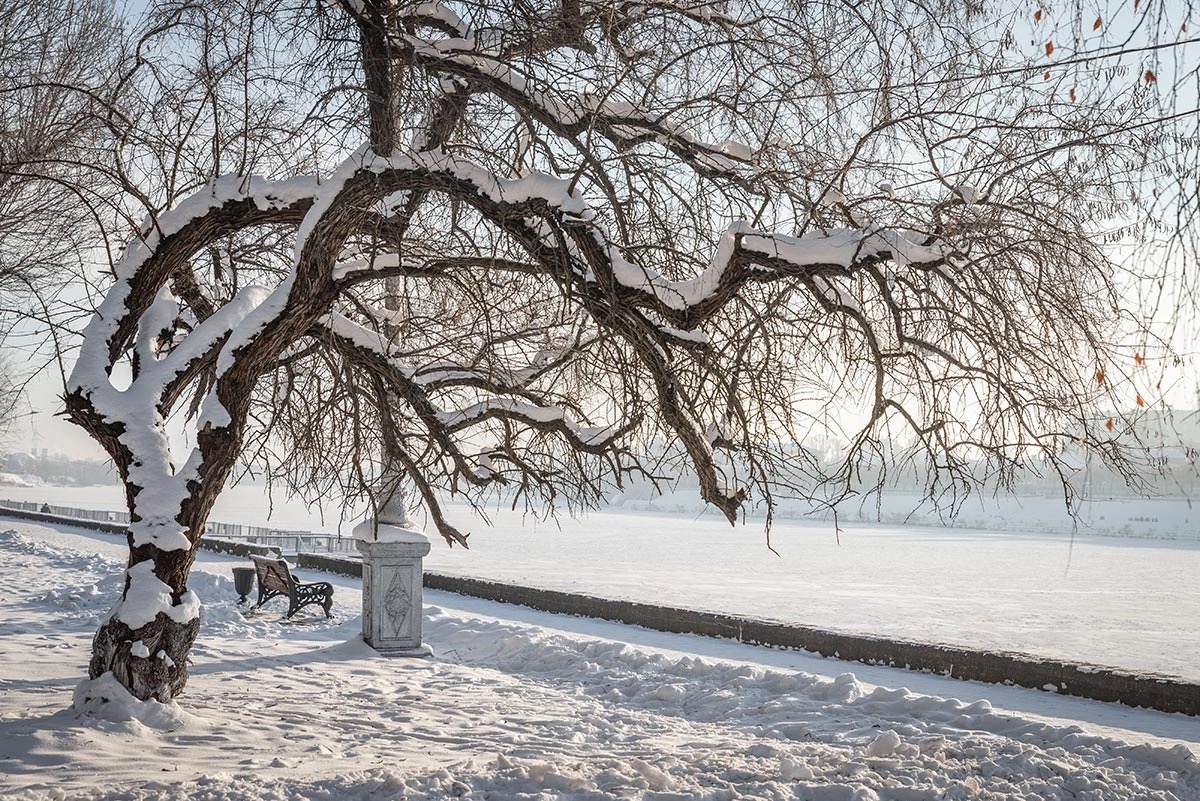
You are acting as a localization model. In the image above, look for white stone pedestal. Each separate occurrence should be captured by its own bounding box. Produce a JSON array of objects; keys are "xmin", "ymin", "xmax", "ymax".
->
[{"xmin": 354, "ymin": 522, "xmax": 432, "ymax": 657}]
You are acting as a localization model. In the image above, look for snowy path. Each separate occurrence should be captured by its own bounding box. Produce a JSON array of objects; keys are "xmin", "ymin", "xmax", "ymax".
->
[
  {"xmin": 6, "ymin": 484, "xmax": 1200, "ymax": 682},
  {"xmin": 1, "ymin": 520, "xmax": 1198, "ymax": 800}
]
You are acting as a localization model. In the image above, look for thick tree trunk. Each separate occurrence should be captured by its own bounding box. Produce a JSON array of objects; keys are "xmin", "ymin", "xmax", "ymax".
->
[
  {"xmin": 85, "ymin": 544, "xmax": 202, "ymax": 702},
  {"xmin": 88, "ymin": 612, "xmax": 200, "ymax": 702}
]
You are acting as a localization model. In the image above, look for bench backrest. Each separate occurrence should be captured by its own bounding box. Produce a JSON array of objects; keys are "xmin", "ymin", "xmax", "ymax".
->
[{"xmin": 249, "ymin": 554, "xmax": 294, "ymax": 593}]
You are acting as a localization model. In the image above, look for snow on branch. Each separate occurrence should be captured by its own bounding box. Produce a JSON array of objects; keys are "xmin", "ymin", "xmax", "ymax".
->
[
  {"xmin": 65, "ymin": 176, "xmax": 321, "ymax": 558},
  {"xmin": 72, "ymin": 175, "xmax": 318, "ymax": 388},
  {"xmin": 342, "ymin": 148, "xmax": 943, "ymax": 329},
  {"xmin": 601, "ymin": 223, "xmax": 943, "ymax": 317},
  {"xmin": 437, "ymin": 397, "xmax": 630, "ymax": 452},
  {"xmin": 396, "ymin": 1, "xmax": 469, "ymax": 37},
  {"xmin": 319, "ymin": 309, "xmax": 560, "ymax": 390}
]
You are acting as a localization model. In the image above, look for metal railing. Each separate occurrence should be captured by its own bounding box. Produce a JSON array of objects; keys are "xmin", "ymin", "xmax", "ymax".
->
[
  {"xmin": 0, "ymin": 499, "xmax": 132, "ymax": 525},
  {"xmin": 0, "ymin": 498, "xmax": 356, "ymax": 555}
]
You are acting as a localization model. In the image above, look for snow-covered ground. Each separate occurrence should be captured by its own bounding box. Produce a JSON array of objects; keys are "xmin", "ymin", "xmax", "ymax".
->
[
  {"xmin": 1, "ymin": 519, "xmax": 1198, "ymax": 801},
  {"xmin": 3, "ymin": 485, "xmax": 1199, "ymax": 682}
]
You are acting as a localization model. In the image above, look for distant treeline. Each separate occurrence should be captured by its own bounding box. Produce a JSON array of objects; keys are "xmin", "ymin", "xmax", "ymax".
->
[{"xmin": 1, "ymin": 452, "xmax": 119, "ymax": 486}]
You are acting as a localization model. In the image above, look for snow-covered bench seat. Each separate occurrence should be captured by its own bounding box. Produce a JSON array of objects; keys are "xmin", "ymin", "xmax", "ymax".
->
[{"xmin": 247, "ymin": 554, "xmax": 333, "ymax": 619}]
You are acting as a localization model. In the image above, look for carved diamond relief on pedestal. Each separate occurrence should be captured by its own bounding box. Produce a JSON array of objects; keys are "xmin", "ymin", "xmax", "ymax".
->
[{"xmin": 383, "ymin": 568, "xmax": 412, "ymax": 639}]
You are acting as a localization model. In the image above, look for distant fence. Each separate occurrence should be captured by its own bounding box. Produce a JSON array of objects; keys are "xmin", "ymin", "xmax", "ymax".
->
[
  {"xmin": 0, "ymin": 499, "xmax": 132, "ymax": 526},
  {"xmin": 0, "ymin": 498, "xmax": 356, "ymax": 555}
]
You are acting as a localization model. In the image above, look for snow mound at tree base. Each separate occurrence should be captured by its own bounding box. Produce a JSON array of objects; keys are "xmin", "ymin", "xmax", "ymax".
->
[{"xmin": 73, "ymin": 673, "xmax": 196, "ymax": 732}]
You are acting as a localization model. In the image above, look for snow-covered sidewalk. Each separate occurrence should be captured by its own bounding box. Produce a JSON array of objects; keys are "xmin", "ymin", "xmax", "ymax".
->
[
  {"xmin": 1, "ymin": 520, "xmax": 1198, "ymax": 800},
  {"xmin": 10, "ymin": 484, "xmax": 1200, "ymax": 683}
]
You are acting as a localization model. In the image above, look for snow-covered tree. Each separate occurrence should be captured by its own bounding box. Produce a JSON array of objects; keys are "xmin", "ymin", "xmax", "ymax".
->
[{"xmin": 62, "ymin": 0, "xmax": 1191, "ymax": 702}]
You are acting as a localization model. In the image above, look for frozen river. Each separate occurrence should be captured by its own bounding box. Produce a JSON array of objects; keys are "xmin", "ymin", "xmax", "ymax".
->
[{"xmin": 2, "ymin": 483, "xmax": 1198, "ymax": 681}]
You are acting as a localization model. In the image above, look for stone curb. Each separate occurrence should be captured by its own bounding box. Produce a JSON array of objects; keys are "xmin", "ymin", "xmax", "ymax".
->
[
  {"xmin": 418, "ymin": 574, "xmax": 1200, "ymax": 717},
  {"xmin": 283, "ymin": 551, "xmax": 1200, "ymax": 717}
]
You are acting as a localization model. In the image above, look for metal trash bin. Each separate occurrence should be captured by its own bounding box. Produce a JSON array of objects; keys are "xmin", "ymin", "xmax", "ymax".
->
[{"xmin": 232, "ymin": 566, "xmax": 256, "ymax": 604}]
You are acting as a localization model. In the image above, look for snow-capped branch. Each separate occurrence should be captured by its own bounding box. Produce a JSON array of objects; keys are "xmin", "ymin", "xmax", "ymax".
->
[{"xmin": 321, "ymin": 148, "xmax": 945, "ymax": 331}]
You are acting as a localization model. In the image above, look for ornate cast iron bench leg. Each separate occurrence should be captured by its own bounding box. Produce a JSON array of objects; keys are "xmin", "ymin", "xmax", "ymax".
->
[{"xmin": 286, "ymin": 580, "xmax": 334, "ymax": 619}]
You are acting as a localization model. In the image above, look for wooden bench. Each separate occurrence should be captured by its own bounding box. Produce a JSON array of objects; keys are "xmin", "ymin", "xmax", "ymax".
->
[{"xmin": 247, "ymin": 554, "xmax": 334, "ymax": 619}]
